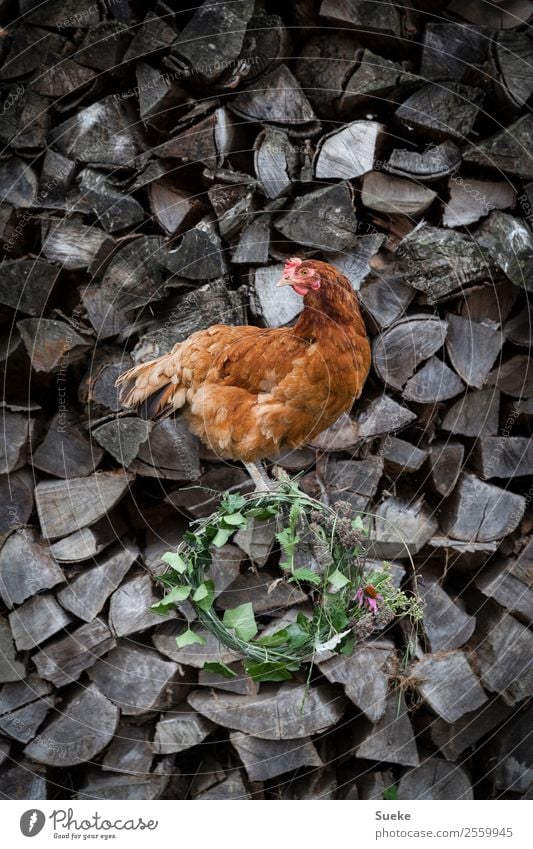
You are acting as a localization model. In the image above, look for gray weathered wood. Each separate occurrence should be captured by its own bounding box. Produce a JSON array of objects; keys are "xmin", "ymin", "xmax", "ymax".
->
[
  {"xmin": 444, "ymin": 178, "xmax": 515, "ymax": 228},
  {"xmin": 0, "ymin": 616, "xmax": 26, "ymax": 682},
  {"xmin": 488, "ymin": 355, "xmax": 533, "ymax": 397},
  {"xmin": 320, "ymin": 640, "xmax": 395, "ymax": 721},
  {"xmin": 474, "ymin": 436, "xmax": 533, "ymax": 479},
  {"xmin": 354, "ymin": 692, "xmax": 419, "ymax": 767},
  {"xmin": 101, "ymin": 721, "xmax": 154, "ymax": 776},
  {"xmin": 413, "ymin": 652, "xmax": 487, "ymax": 722},
  {"xmin": 153, "ymin": 711, "xmax": 214, "ymax": 754},
  {"xmin": 8, "ymin": 592, "xmax": 72, "ymax": 650},
  {"xmin": 76, "ymin": 758, "xmax": 174, "ymax": 801},
  {"xmin": 440, "ymin": 472, "xmax": 525, "ymax": 542},
  {"xmin": 463, "ymin": 114, "xmax": 533, "ymax": 180},
  {"xmin": 33, "ymin": 412, "xmax": 104, "ymax": 478},
  {"xmin": 188, "ymin": 683, "xmax": 347, "ymax": 740},
  {"xmin": 396, "ymin": 82, "xmax": 484, "ymax": 141},
  {"xmin": 109, "ymin": 572, "xmax": 176, "ymax": 637},
  {"xmin": 403, "ymin": 356, "xmax": 464, "ymax": 403},
  {"xmin": 362, "ymin": 171, "xmax": 436, "ymax": 216},
  {"xmin": 24, "ymin": 682, "xmax": 119, "ymax": 766},
  {"xmin": 231, "ymin": 732, "xmax": 322, "ymax": 782},
  {"xmin": 35, "ymin": 470, "xmax": 133, "ymax": 539},
  {"xmin": 373, "ymin": 315, "xmax": 448, "ymax": 390},
  {"xmin": 476, "ymin": 611, "xmax": 533, "ymax": 704},
  {"xmin": 153, "ymin": 621, "xmax": 240, "ymax": 668},
  {"xmin": 398, "ymin": 758, "xmax": 473, "ymax": 800},
  {"xmin": 92, "ymin": 417, "xmax": 152, "ymax": 467},
  {"xmin": 314, "ymin": 121, "xmax": 384, "ymax": 180},
  {"xmin": 441, "ymin": 389, "xmax": 500, "ymax": 437},
  {"xmin": 371, "ymin": 496, "xmax": 438, "ymax": 558},
  {"xmin": 419, "ymin": 578, "xmax": 475, "ymax": 651},
  {"xmin": 130, "ymin": 417, "xmax": 201, "ymax": 480},
  {"xmin": 430, "ymin": 697, "xmax": 513, "ymax": 762},
  {"xmin": 445, "ymin": 313, "xmax": 503, "ymax": 389},
  {"xmin": 275, "ymin": 183, "xmax": 358, "ymax": 252},
  {"xmin": 33, "ymin": 619, "xmax": 115, "ymax": 687},
  {"xmin": 476, "ymin": 557, "xmax": 533, "ymax": 623},
  {"xmin": 0, "ymin": 527, "xmax": 65, "ymax": 608}
]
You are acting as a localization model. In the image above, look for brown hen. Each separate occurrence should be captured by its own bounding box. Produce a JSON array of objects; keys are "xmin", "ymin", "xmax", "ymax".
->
[{"xmin": 116, "ymin": 258, "xmax": 371, "ymax": 482}]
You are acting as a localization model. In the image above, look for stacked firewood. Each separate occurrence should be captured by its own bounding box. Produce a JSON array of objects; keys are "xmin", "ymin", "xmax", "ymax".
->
[{"xmin": 0, "ymin": 0, "xmax": 532, "ymax": 800}]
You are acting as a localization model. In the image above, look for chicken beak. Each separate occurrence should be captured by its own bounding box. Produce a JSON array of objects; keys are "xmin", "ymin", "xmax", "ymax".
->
[{"xmin": 276, "ymin": 277, "xmax": 293, "ymax": 288}]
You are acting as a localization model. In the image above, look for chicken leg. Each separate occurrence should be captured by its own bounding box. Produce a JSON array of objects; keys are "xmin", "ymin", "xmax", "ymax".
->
[{"xmin": 243, "ymin": 460, "xmax": 278, "ymax": 492}]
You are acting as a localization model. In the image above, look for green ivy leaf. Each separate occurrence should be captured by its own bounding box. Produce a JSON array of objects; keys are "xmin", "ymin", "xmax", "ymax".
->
[
  {"xmin": 151, "ymin": 584, "xmax": 191, "ymax": 614},
  {"xmin": 211, "ymin": 527, "xmax": 234, "ymax": 547},
  {"xmin": 255, "ymin": 628, "xmax": 290, "ymax": 648},
  {"xmin": 328, "ymin": 569, "xmax": 350, "ymax": 590},
  {"xmin": 175, "ymin": 628, "xmax": 206, "ymax": 648},
  {"xmin": 244, "ymin": 659, "xmax": 296, "ymax": 683},
  {"xmin": 220, "ymin": 493, "xmax": 247, "ymax": 513},
  {"xmin": 221, "ymin": 511, "xmax": 248, "ymax": 527},
  {"xmin": 223, "ymin": 602, "xmax": 258, "ymax": 641},
  {"xmin": 383, "ymin": 785, "xmax": 399, "ymax": 801},
  {"xmin": 203, "ymin": 661, "xmax": 238, "ymax": 679},
  {"xmin": 192, "ymin": 580, "xmax": 215, "ymax": 611},
  {"xmin": 351, "ymin": 516, "xmax": 365, "ymax": 531},
  {"xmin": 161, "ymin": 551, "xmax": 188, "ymax": 574},
  {"xmin": 245, "ymin": 506, "xmax": 278, "ymax": 519}
]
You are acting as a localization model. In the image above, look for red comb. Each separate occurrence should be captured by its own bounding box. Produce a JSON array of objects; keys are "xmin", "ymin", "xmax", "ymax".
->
[{"xmin": 283, "ymin": 256, "xmax": 303, "ymax": 275}]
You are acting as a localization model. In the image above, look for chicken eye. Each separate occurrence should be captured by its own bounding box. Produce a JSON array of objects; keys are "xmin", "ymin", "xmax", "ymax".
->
[{"xmin": 300, "ymin": 268, "xmax": 309, "ymax": 275}]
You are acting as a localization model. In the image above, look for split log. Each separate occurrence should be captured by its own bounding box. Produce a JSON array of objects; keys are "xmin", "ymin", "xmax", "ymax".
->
[
  {"xmin": 148, "ymin": 182, "xmax": 198, "ymax": 236},
  {"xmin": 102, "ymin": 722, "xmax": 154, "ymax": 776},
  {"xmin": 340, "ymin": 50, "xmax": 413, "ymax": 113},
  {"xmin": 0, "ymin": 616, "xmax": 26, "ymax": 682},
  {"xmin": 0, "ymin": 468, "xmax": 34, "ymax": 535},
  {"xmin": 188, "ymin": 683, "xmax": 347, "ymax": 739},
  {"xmin": 385, "ymin": 141, "xmax": 461, "ymax": 182},
  {"xmin": 447, "ymin": 0, "xmax": 533, "ymax": 29},
  {"xmin": 152, "ymin": 107, "xmax": 241, "ymax": 167},
  {"xmin": 130, "ymin": 417, "xmax": 201, "ymax": 480},
  {"xmin": 0, "ymin": 409, "xmax": 37, "ymax": 474},
  {"xmin": 441, "ymin": 389, "xmax": 500, "ymax": 437},
  {"xmin": 361, "ymin": 171, "xmax": 436, "ymax": 217},
  {"xmin": 476, "ymin": 611, "xmax": 533, "ymax": 704},
  {"xmin": 230, "ymin": 65, "xmax": 318, "ymax": 134},
  {"xmin": 33, "ymin": 412, "xmax": 104, "ymax": 478},
  {"xmin": 77, "ymin": 21, "xmax": 130, "ymax": 72},
  {"xmin": 198, "ymin": 662, "xmax": 257, "ymax": 696},
  {"xmin": 49, "ymin": 96, "xmax": 141, "ymax": 167},
  {"xmin": 217, "ymin": 569, "xmax": 307, "ymax": 614},
  {"xmin": 398, "ymin": 758, "xmax": 473, "ymax": 800},
  {"xmin": 0, "ymin": 158, "xmax": 38, "ymax": 207},
  {"xmin": 443, "ymin": 177, "xmax": 515, "ymax": 228},
  {"xmin": 372, "ymin": 314, "xmax": 448, "ymax": 390},
  {"xmin": 395, "ymin": 83, "xmax": 484, "ymax": 141},
  {"xmin": 253, "ymin": 264, "xmax": 302, "ymax": 328},
  {"xmin": 489, "ymin": 707, "xmax": 533, "ymax": 795},
  {"xmin": 441, "ymin": 472, "xmax": 525, "ymax": 542},
  {"xmin": 92, "ymin": 417, "xmax": 152, "ymax": 467},
  {"xmin": 153, "ymin": 621, "xmax": 240, "ymax": 668},
  {"xmin": 319, "ymin": 640, "xmax": 395, "ymax": 721},
  {"xmin": 101, "ymin": 236, "xmax": 165, "ymax": 311},
  {"xmin": 50, "ymin": 512, "xmax": 128, "ymax": 564},
  {"xmin": 32, "ymin": 619, "xmax": 116, "ymax": 687},
  {"xmin": 0, "ymin": 758, "xmax": 46, "ymax": 799},
  {"xmin": 124, "ymin": 10, "xmax": 175, "ymax": 62},
  {"xmin": 275, "ymin": 183, "xmax": 358, "ymax": 252},
  {"xmin": 445, "ymin": 313, "xmax": 503, "ymax": 388},
  {"xmin": 325, "ymin": 457, "xmax": 383, "ymax": 509},
  {"xmin": 356, "ymin": 769, "xmax": 395, "ymax": 800},
  {"xmin": 475, "ymin": 211, "xmax": 533, "ymax": 292},
  {"xmin": 314, "ymin": 121, "xmax": 385, "ymax": 180},
  {"xmin": 295, "ymin": 32, "xmax": 362, "ymax": 117},
  {"xmin": 88, "ymin": 643, "xmax": 189, "ymax": 715},
  {"xmin": 230, "ymin": 732, "xmax": 322, "ymax": 782},
  {"xmin": 166, "ymin": 468, "xmax": 254, "ymax": 520},
  {"xmin": 504, "ymin": 305, "xmax": 533, "ymax": 346},
  {"xmin": 77, "ymin": 169, "xmax": 144, "ymax": 234},
  {"xmin": 24, "ymin": 682, "xmax": 119, "ymax": 766},
  {"xmin": 0, "ymin": 527, "xmax": 65, "ymax": 608},
  {"xmin": 474, "ymin": 436, "xmax": 533, "ymax": 479},
  {"xmin": 135, "ymin": 62, "xmax": 187, "ymax": 131},
  {"xmin": 233, "ymin": 517, "xmax": 277, "ymax": 567},
  {"xmin": 161, "ymin": 217, "xmax": 228, "ymax": 281},
  {"xmin": 278, "ymin": 768, "xmax": 337, "ymax": 800},
  {"xmin": 354, "ymin": 691, "xmax": 420, "ymax": 767},
  {"xmin": 487, "ymin": 355, "xmax": 533, "ymax": 397},
  {"xmin": 428, "ymin": 442, "xmax": 464, "ymax": 498},
  {"xmin": 429, "ymin": 697, "xmax": 514, "ymax": 762},
  {"xmin": 359, "ymin": 271, "xmax": 415, "ymax": 329},
  {"xmin": 419, "ymin": 577, "xmax": 476, "ymax": 651},
  {"xmin": 397, "ymin": 225, "xmax": 497, "ymax": 302},
  {"xmin": 370, "ymin": 496, "xmax": 438, "ymax": 558},
  {"xmin": 353, "ymin": 395, "xmax": 416, "ymax": 440},
  {"xmin": 42, "ymin": 218, "xmax": 114, "ymax": 270},
  {"xmin": 403, "ymin": 357, "xmax": 464, "ymax": 403},
  {"xmin": 17, "ymin": 318, "xmax": 90, "ymax": 372},
  {"xmin": 462, "ymin": 114, "xmax": 533, "ymax": 180},
  {"xmin": 254, "ymin": 128, "xmax": 300, "ymax": 199},
  {"xmin": 0, "ymin": 259, "xmax": 59, "ymax": 315},
  {"xmin": 319, "ymin": 0, "xmax": 403, "ymax": 42},
  {"xmin": 81, "ymin": 288, "xmax": 131, "ymax": 340},
  {"xmin": 57, "ymin": 541, "xmax": 138, "ymax": 621},
  {"xmin": 0, "ymin": 677, "xmax": 53, "ymax": 743},
  {"xmin": 381, "ymin": 437, "xmax": 427, "ymax": 473},
  {"xmin": 476, "ymin": 558, "xmax": 533, "ymax": 624},
  {"xmin": 8, "ymin": 593, "xmax": 72, "ymax": 650},
  {"xmin": 194, "ymin": 770, "xmax": 250, "ymax": 800},
  {"xmin": 460, "ymin": 280, "xmax": 518, "ymax": 326},
  {"xmin": 421, "ymin": 23, "xmax": 488, "ymax": 83},
  {"xmin": 170, "ymin": 0, "xmax": 253, "ymax": 85},
  {"xmin": 412, "ymin": 652, "xmax": 487, "ymax": 723},
  {"xmin": 35, "ymin": 470, "xmax": 133, "ymax": 539},
  {"xmin": 110, "ymin": 572, "xmax": 177, "ymax": 637},
  {"xmin": 152, "ymin": 711, "xmax": 214, "ymax": 755},
  {"xmin": 77, "ymin": 759, "xmax": 174, "ymax": 801}
]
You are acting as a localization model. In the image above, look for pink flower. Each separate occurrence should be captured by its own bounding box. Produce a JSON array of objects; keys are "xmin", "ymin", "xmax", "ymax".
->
[
  {"xmin": 355, "ymin": 584, "xmax": 383, "ymax": 614},
  {"xmin": 283, "ymin": 256, "xmax": 303, "ymax": 275}
]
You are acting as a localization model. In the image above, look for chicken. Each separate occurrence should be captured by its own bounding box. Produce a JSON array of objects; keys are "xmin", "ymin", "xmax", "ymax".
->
[{"xmin": 115, "ymin": 258, "xmax": 371, "ymax": 486}]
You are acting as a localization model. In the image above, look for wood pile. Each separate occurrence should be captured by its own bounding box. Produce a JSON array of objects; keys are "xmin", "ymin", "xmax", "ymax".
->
[{"xmin": 0, "ymin": 0, "xmax": 532, "ymax": 801}]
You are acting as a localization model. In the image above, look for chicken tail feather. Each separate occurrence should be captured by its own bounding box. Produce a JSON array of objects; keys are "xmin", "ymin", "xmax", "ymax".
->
[{"xmin": 115, "ymin": 351, "xmax": 186, "ymax": 417}]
